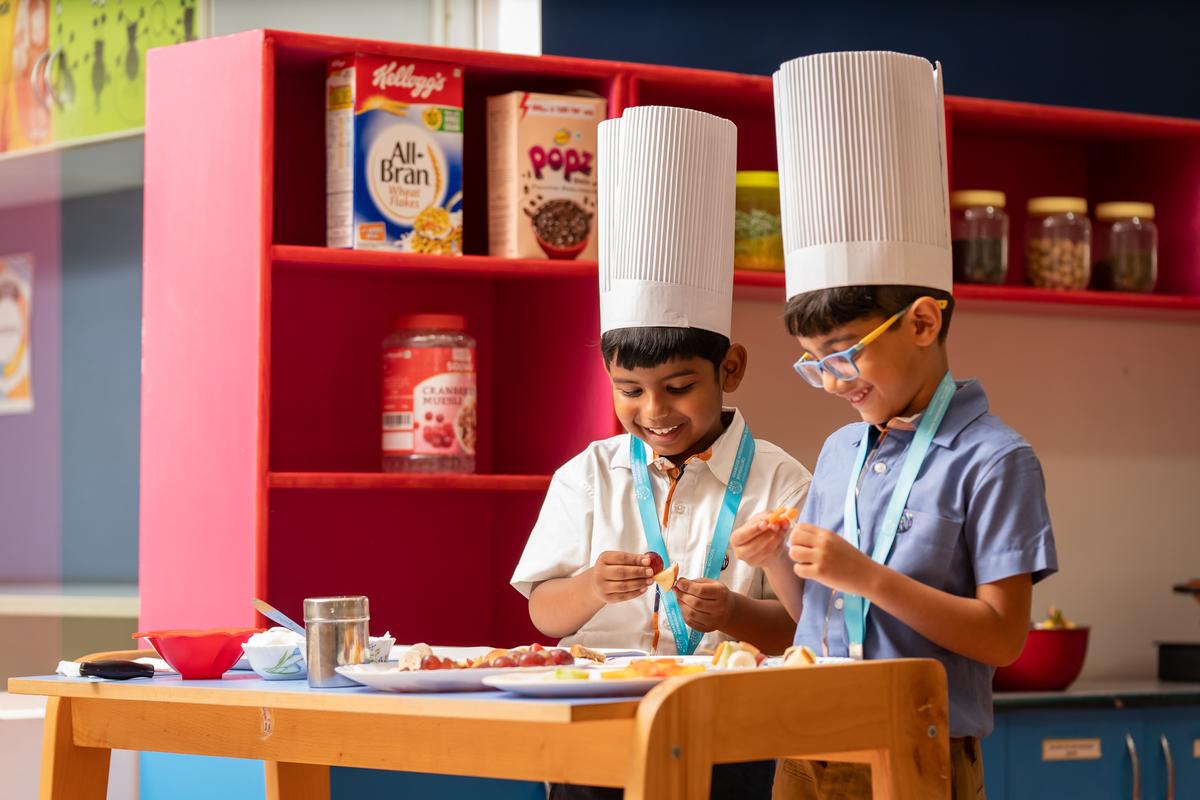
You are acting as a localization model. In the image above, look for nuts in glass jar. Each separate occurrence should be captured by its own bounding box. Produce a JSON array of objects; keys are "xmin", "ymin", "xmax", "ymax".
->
[{"xmin": 1027, "ymin": 238, "xmax": 1090, "ymax": 290}]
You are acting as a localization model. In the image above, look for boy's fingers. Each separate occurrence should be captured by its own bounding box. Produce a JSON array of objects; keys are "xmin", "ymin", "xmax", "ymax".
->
[
  {"xmin": 599, "ymin": 551, "xmax": 650, "ymax": 567},
  {"xmin": 602, "ymin": 564, "xmax": 654, "ymax": 580},
  {"xmin": 606, "ymin": 578, "xmax": 652, "ymax": 594}
]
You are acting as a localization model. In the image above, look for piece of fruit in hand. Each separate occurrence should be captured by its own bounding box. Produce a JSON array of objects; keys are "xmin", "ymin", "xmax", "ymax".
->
[
  {"xmin": 653, "ymin": 562, "xmax": 679, "ymax": 593},
  {"xmin": 767, "ymin": 506, "xmax": 799, "ymax": 525},
  {"xmin": 644, "ymin": 551, "xmax": 665, "ymax": 575}
]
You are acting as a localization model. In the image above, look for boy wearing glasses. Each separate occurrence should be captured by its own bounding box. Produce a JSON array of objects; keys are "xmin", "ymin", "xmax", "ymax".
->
[{"xmin": 733, "ymin": 52, "xmax": 1058, "ymax": 799}]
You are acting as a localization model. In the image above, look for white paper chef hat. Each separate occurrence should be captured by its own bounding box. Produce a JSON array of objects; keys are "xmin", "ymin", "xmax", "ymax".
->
[
  {"xmin": 773, "ymin": 51, "xmax": 952, "ymax": 299},
  {"xmin": 598, "ymin": 106, "xmax": 737, "ymax": 337}
]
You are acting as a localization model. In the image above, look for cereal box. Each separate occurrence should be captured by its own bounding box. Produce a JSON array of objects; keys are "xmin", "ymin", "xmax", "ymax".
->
[
  {"xmin": 326, "ymin": 55, "xmax": 464, "ymax": 253},
  {"xmin": 487, "ymin": 92, "xmax": 605, "ymax": 260}
]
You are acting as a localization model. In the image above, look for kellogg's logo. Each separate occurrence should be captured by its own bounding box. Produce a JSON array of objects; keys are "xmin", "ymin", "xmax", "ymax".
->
[{"xmin": 371, "ymin": 62, "xmax": 448, "ymax": 100}]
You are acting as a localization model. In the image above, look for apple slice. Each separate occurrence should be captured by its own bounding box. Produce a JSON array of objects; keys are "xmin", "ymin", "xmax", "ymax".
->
[{"xmin": 653, "ymin": 563, "xmax": 679, "ymax": 593}]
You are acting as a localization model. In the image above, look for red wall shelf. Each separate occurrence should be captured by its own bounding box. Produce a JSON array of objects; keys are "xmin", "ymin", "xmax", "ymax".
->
[
  {"xmin": 269, "ymin": 472, "xmax": 552, "ymax": 492},
  {"xmin": 272, "ymin": 245, "xmax": 598, "ymax": 280},
  {"xmin": 140, "ymin": 29, "xmax": 1200, "ymax": 657},
  {"xmin": 733, "ymin": 270, "xmax": 1200, "ymax": 318}
]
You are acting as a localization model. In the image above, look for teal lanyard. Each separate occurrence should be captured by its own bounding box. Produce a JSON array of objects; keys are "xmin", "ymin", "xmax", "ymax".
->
[
  {"xmin": 630, "ymin": 425, "xmax": 755, "ymax": 655},
  {"xmin": 841, "ymin": 372, "xmax": 956, "ymax": 659}
]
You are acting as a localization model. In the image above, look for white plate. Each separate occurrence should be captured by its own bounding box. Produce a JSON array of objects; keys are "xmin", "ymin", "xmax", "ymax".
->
[
  {"xmin": 762, "ymin": 656, "xmax": 856, "ymax": 668},
  {"xmin": 334, "ymin": 662, "xmax": 555, "ymax": 693},
  {"xmin": 482, "ymin": 670, "xmax": 668, "ymax": 698}
]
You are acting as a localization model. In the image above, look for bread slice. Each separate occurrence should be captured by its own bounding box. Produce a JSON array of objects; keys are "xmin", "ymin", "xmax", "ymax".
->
[{"xmin": 569, "ymin": 643, "xmax": 607, "ymax": 663}]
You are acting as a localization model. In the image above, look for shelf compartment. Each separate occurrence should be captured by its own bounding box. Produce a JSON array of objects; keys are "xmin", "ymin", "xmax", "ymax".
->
[
  {"xmin": 268, "ymin": 31, "xmax": 623, "ymax": 251},
  {"xmin": 269, "ymin": 472, "xmax": 551, "ymax": 492},
  {"xmin": 272, "ymin": 245, "xmax": 597, "ymax": 279},
  {"xmin": 268, "ymin": 267, "xmax": 612, "ymax": 475},
  {"xmin": 733, "ymin": 270, "xmax": 1200, "ymax": 316},
  {"xmin": 266, "ymin": 489, "xmax": 547, "ymax": 646}
]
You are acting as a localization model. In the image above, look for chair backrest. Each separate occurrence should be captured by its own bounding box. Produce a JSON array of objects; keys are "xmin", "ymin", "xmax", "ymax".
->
[{"xmin": 76, "ymin": 649, "xmax": 157, "ymax": 662}]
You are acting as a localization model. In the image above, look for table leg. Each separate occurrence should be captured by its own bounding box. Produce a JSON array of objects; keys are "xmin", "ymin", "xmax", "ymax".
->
[
  {"xmin": 265, "ymin": 761, "xmax": 331, "ymax": 800},
  {"xmin": 39, "ymin": 697, "xmax": 111, "ymax": 800}
]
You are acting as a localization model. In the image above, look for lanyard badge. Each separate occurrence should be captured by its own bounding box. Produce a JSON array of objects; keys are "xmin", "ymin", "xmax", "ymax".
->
[
  {"xmin": 841, "ymin": 372, "xmax": 956, "ymax": 659},
  {"xmin": 630, "ymin": 425, "xmax": 755, "ymax": 656}
]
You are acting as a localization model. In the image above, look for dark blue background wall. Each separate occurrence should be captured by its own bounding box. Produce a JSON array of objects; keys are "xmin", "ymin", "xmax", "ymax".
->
[{"xmin": 543, "ymin": 0, "xmax": 1200, "ymax": 118}]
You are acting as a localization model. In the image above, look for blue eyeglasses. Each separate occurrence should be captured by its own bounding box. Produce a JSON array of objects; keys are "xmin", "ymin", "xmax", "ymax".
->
[{"xmin": 792, "ymin": 299, "xmax": 948, "ymax": 388}]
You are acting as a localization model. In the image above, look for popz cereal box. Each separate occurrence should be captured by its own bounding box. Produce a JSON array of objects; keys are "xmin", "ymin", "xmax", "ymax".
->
[
  {"xmin": 487, "ymin": 92, "xmax": 605, "ymax": 260},
  {"xmin": 326, "ymin": 55, "xmax": 464, "ymax": 253}
]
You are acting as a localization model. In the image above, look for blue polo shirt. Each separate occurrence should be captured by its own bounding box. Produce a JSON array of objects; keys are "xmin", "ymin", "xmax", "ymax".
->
[{"xmin": 794, "ymin": 379, "xmax": 1057, "ymax": 739}]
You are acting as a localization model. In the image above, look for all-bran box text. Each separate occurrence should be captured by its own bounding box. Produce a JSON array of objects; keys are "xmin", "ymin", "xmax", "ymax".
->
[{"xmin": 327, "ymin": 55, "xmax": 464, "ymax": 253}]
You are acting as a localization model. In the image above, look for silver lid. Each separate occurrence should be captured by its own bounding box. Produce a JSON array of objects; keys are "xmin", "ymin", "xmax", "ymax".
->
[{"xmin": 303, "ymin": 595, "xmax": 369, "ymax": 622}]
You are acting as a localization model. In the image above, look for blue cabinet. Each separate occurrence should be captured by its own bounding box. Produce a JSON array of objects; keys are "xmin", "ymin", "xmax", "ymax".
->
[
  {"xmin": 1143, "ymin": 708, "xmax": 1200, "ymax": 800},
  {"xmin": 984, "ymin": 700, "xmax": 1200, "ymax": 800}
]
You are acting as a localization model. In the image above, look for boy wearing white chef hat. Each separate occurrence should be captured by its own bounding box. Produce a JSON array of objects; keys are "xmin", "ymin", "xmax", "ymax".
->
[
  {"xmin": 731, "ymin": 52, "xmax": 1058, "ymax": 798},
  {"xmin": 511, "ymin": 105, "xmax": 812, "ymax": 800}
]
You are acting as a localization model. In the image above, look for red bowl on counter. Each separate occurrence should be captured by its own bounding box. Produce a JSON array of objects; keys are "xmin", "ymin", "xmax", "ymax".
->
[
  {"xmin": 993, "ymin": 627, "xmax": 1089, "ymax": 692},
  {"xmin": 133, "ymin": 628, "xmax": 263, "ymax": 679}
]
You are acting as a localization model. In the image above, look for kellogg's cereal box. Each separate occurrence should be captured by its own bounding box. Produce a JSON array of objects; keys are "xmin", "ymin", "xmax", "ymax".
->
[
  {"xmin": 487, "ymin": 92, "xmax": 605, "ymax": 260},
  {"xmin": 326, "ymin": 55, "xmax": 464, "ymax": 253}
]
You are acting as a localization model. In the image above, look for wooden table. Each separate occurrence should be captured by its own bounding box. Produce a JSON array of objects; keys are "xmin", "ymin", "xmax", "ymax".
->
[{"xmin": 9, "ymin": 659, "xmax": 950, "ymax": 799}]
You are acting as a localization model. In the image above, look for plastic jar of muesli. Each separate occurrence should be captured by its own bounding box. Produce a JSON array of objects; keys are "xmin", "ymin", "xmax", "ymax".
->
[{"xmin": 382, "ymin": 315, "xmax": 477, "ymax": 473}]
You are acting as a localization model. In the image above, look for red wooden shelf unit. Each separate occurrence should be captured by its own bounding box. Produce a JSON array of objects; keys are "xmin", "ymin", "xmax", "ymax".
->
[{"xmin": 139, "ymin": 30, "xmax": 1200, "ymax": 650}]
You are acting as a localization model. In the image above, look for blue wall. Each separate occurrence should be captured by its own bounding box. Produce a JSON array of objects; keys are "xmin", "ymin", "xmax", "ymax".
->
[
  {"xmin": 543, "ymin": 0, "xmax": 1200, "ymax": 118},
  {"xmin": 60, "ymin": 189, "xmax": 142, "ymax": 582}
]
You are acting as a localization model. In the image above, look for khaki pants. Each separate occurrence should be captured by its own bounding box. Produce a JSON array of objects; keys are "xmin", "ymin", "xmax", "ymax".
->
[{"xmin": 773, "ymin": 737, "xmax": 985, "ymax": 800}]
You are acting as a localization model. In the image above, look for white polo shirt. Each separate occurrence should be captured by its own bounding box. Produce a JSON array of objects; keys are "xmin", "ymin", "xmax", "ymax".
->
[{"xmin": 511, "ymin": 409, "xmax": 811, "ymax": 655}]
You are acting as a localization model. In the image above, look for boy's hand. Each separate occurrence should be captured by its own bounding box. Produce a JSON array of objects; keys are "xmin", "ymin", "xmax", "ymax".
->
[
  {"xmin": 789, "ymin": 524, "xmax": 876, "ymax": 596},
  {"xmin": 731, "ymin": 511, "xmax": 792, "ymax": 567},
  {"xmin": 590, "ymin": 551, "xmax": 654, "ymax": 604},
  {"xmin": 673, "ymin": 577, "xmax": 733, "ymax": 633}
]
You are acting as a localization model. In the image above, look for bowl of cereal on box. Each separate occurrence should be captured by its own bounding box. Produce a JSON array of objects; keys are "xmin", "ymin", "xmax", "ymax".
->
[
  {"xmin": 529, "ymin": 199, "xmax": 592, "ymax": 260},
  {"xmin": 993, "ymin": 607, "xmax": 1089, "ymax": 692}
]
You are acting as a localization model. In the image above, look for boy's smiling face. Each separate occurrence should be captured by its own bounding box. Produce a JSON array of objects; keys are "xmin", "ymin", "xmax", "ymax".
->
[
  {"xmin": 608, "ymin": 346, "xmax": 746, "ymax": 464},
  {"xmin": 796, "ymin": 299, "xmax": 946, "ymax": 425}
]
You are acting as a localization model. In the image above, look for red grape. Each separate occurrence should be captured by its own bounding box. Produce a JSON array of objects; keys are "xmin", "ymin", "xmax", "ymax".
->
[
  {"xmin": 645, "ymin": 551, "xmax": 664, "ymax": 574},
  {"xmin": 518, "ymin": 652, "xmax": 547, "ymax": 667},
  {"xmin": 490, "ymin": 656, "xmax": 516, "ymax": 669},
  {"xmin": 530, "ymin": 642, "xmax": 544, "ymax": 653},
  {"xmin": 548, "ymin": 649, "xmax": 574, "ymax": 665}
]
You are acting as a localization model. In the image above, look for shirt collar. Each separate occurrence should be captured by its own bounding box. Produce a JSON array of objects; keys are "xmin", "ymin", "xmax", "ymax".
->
[
  {"xmin": 848, "ymin": 380, "xmax": 988, "ymax": 449},
  {"xmin": 611, "ymin": 407, "xmax": 746, "ymax": 485}
]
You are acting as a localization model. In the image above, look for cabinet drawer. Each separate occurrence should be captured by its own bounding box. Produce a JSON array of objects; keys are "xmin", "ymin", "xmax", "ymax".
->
[{"xmin": 1004, "ymin": 710, "xmax": 1140, "ymax": 799}]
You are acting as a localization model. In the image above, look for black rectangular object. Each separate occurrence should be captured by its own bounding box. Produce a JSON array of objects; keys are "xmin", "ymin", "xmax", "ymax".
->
[{"xmin": 1157, "ymin": 642, "xmax": 1200, "ymax": 682}]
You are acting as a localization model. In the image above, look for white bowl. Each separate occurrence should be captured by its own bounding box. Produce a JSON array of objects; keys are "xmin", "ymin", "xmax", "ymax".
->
[
  {"xmin": 367, "ymin": 636, "xmax": 396, "ymax": 663},
  {"xmin": 241, "ymin": 642, "xmax": 306, "ymax": 680}
]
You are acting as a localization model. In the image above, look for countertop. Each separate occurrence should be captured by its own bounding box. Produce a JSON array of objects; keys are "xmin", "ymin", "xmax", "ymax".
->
[{"xmin": 995, "ymin": 680, "xmax": 1200, "ymax": 709}]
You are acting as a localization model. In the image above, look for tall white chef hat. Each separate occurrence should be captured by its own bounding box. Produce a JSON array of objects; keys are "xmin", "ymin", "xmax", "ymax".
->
[
  {"xmin": 598, "ymin": 106, "xmax": 737, "ymax": 337},
  {"xmin": 773, "ymin": 51, "xmax": 952, "ymax": 299}
]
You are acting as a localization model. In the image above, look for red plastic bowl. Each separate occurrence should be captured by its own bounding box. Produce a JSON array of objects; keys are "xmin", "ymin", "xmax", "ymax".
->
[
  {"xmin": 535, "ymin": 231, "xmax": 589, "ymax": 260},
  {"xmin": 994, "ymin": 627, "xmax": 1089, "ymax": 692},
  {"xmin": 133, "ymin": 628, "xmax": 263, "ymax": 680}
]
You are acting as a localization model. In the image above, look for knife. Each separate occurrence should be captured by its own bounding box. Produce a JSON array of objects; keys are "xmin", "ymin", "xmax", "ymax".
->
[
  {"xmin": 58, "ymin": 660, "xmax": 156, "ymax": 680},
  {"xmin": 252, "ymin": 598, "xmax": 307, "ymax": 637}
]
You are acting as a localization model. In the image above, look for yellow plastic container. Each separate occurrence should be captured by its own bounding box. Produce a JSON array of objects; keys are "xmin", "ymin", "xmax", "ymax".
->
[{"xmin": 734, "ymin": 171, "xmax": 784, "ymax": 271}]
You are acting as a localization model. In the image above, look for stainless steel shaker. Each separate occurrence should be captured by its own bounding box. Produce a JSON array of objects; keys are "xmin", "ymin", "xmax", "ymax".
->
[{"xmin": 304, "ymin": 595, "xmax": 369, "ymax": 687}]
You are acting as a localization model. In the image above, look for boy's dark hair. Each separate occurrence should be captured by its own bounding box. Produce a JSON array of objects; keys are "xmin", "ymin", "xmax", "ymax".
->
[
  {"xmin": 784, "ymin": 285, "xmax": 955, "ymax": 343},
  {"xmin": 601, "ymin": 326, "xmax": 731, "ymax": 375}
]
